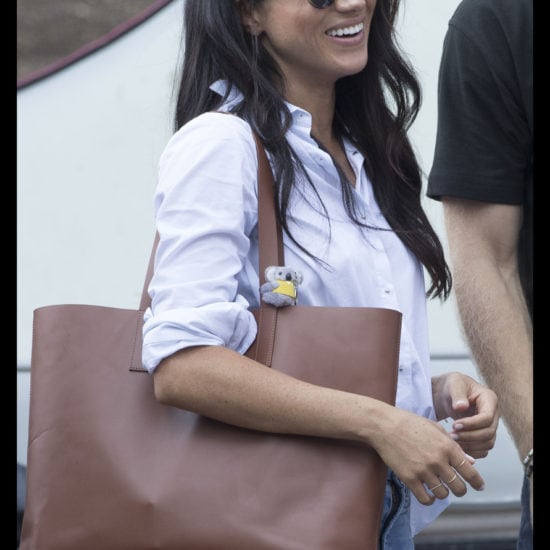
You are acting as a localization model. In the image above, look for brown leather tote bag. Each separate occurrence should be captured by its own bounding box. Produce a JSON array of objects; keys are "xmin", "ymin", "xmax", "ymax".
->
[{"xmin": 20, "ymin": 132, "xmax": 401, "ymax": 550}]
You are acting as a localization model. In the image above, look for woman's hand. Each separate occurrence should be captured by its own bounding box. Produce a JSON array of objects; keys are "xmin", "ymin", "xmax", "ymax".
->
[
  {"xmin": 431, "ymin": 372, "xmax": 499, "ymax": 459},
  {"xmin": 369, "ymin": 405, "xmax": 484, "ymax": 505},
  {"xmin": 366, "ymin": 373, "xmax": 498, "ymax": 506}
]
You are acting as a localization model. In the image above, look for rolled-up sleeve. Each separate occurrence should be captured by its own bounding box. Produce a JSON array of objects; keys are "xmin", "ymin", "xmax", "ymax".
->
[{"xmin": 142, "ymin": 113, "xmax": 259, "ymax": 373}]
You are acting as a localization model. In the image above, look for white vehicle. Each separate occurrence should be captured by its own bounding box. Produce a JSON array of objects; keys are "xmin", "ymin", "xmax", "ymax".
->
[{"xmin": 17, "ymin": 1, "xmax": 523, "ymax": 547}]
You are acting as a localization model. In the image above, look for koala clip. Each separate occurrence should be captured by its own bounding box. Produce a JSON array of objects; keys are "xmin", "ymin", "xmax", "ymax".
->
[{"xmin": 260, "ymin": 265, "xmax": 303, "ymax": 307}]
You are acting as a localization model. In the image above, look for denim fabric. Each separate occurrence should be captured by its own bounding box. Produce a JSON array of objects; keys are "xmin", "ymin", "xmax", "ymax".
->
[
  {"xmin": 379, "ymin": 471, "xmax": 414, "ymax": 550},
  {"xmin": 517, "ymin": 474, "xmax": 533, "ymax": 550}
]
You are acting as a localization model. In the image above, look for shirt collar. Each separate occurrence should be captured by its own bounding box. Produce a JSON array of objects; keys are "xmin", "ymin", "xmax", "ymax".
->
[
  {"xmin": 210, "ymin": 79, "xmax": 312, "ymax": 125},
  {"xmin": 209, "ymin": 79, "xmax": 360, "ymax": 161}
]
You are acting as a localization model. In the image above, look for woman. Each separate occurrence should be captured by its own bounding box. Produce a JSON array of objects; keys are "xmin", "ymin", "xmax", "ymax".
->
[{"xmin": 142, "ymin": 0, "xmax": 499, "ymax": 546}]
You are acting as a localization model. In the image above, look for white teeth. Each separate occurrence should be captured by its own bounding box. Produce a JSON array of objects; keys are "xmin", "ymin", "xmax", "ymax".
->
[{"xmin": 326, "ymin": 23, "xmax": 364, "ymax": 37}]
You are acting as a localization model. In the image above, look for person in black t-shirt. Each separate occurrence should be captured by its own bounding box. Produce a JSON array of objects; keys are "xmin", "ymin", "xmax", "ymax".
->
[{"xmin": 427, "ymin": 0, "xmax": 533, "ymax": 548}]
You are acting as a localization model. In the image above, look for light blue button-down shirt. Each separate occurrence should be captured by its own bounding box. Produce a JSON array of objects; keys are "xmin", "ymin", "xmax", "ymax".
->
[{"xmin": 142, "ymin": 81, "xmax": 449, "ymax": 533}]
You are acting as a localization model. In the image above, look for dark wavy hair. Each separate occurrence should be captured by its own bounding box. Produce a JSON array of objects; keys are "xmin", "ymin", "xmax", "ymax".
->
[{"xmin": 174, "ymin": 0, "xmax": 451, "ymax": 299}]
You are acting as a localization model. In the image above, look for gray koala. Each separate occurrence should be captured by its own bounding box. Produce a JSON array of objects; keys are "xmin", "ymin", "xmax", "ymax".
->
[{"xmin": 260, "ymin": 265, "xmax": 303, "ymax": 307}]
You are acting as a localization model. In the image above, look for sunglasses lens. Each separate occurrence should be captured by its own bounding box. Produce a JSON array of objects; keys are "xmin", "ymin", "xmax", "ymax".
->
[{"xmin": 309, "ymin": 0, "xmax": 333, "ymax": 8}]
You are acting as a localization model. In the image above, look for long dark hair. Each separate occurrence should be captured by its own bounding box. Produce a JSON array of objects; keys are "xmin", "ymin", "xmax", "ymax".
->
[{"xmin": 174, "ymin": 0, "xmax": 451, "ymax": 299}]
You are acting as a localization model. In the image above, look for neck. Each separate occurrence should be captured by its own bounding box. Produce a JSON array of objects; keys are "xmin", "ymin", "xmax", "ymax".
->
[
  {"xmin": 284, "ymin": 81, "xmax": 335, "ymax": 140},
  {"xmin": 310, "ymin": 134, "xmax": 356, "ymax": 188}
]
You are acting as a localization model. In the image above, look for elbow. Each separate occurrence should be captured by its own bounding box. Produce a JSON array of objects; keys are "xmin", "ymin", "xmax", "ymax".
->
[
  {"xmin": 151, "ymin": 351, "xmax": 203, "ymax": 409},
  {"xmin": 152, "ymin": 368, "xmax": 173, "ymax": 405},
  {"xmin": 151, "ymin": 346, "xmax": 218, "ymax": 409},
  {"xmin": 152, "ymin": 359, "xmax": 183, "ymax": 406}
]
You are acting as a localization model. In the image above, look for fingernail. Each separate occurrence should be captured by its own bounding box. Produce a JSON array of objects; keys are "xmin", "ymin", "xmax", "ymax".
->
[
  {"xmin": 465, "ymin": 453, "xmax": 476, "ymax": 463},
  {"xmin": 477, "ymin": 484, "xmax": 485, "ymax": 491},
  {"xmin": 450, "ymin": 433, "xmax": 459, "ymax": 440},
  {"xmin": 455, "ymin": 399, "xmax": 468, "ymax": 407},
  {"xmin": 454, "ymin": 423, "xmax": 464, "ymax": 431}
]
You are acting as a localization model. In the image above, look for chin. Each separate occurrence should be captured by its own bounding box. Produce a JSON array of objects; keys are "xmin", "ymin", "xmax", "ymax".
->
[{"xmin": 338, "ymin": 62, "xmax": 368, "ymax": 80}]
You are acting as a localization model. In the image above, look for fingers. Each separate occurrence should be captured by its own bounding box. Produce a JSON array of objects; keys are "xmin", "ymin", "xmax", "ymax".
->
[
  {"xmin": 426, "ymin": 471, "xmax": 463, "ymax": 500},
  {"xmin": 439, "ymin": 374, "xmax": 498, "ymax": 428},
  {"xmin": 451, "ymin": 421, "xmax": 497, "ymax": 458},
  {"xmin": 450, "ymin": 398, "xmax": 499, "ymax": 459},
  {"xmin": 452, "ymin": 454, "xmax": 484, "ymax": 491},
  {"xmin": 417, "ymin": 454, "xmax": 485, "ymax": 505},
  {"xmin": 377, "ymin": 409, "xmax": 487, "ymax": 506},
  {"xmin": 426, "ymin": 469, "xmax": 464, "ymax": 500},
  {"xmin": 450, "ymin": 404, "xmax": 499, "ymax": 434}
]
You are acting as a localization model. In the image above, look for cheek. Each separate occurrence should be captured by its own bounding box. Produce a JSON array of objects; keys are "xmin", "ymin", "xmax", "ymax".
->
[
  {"xmin": 259, "ymin": 8, "xmax": 316, "ymax": 61},
  {"xmin": 262, "ymin": 28, "xmax": 305, "ymax": 55},
  {"xmin": 264, "ymin": 30, "xmax": 324, "ymax": 65}
]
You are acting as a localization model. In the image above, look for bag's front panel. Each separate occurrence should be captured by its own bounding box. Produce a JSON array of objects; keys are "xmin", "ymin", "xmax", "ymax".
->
[{"xmin": 21, "ymin": 304, "xmax": 399, "ymax": 550}]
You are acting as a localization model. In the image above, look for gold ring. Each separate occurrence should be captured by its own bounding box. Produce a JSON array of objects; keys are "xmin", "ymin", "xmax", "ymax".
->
[
  {"xmin": 429, "ymin": 482, "xmax": 443, "ymax": 492},
  {"xmin": 456, "ymin": 459, "xmax": 466, "ymax": 468},
  {"xmin": 446, "ymin": 473, "xmax": 458, "ymax": 484}
]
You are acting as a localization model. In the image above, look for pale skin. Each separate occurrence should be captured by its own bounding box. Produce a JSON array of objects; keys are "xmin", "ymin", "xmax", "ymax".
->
[
  {"xmin": 154, "ymin": 0, "xmax": 499, "ymax": 506},
  {"xmin": 442, "ymin": 197, "xmax": 533, "ymax": 517}
]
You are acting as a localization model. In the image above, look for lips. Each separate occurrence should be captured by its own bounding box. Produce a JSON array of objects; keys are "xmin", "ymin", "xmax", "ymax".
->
[{"xmin": 325, "ymin": 22, "xmax": 364, "ymax": 37}]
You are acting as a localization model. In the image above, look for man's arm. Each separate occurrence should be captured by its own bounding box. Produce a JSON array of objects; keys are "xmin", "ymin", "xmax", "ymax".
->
[{"xmin": 442, "ymin": 197, "xmax": 533, "ymax": 462}]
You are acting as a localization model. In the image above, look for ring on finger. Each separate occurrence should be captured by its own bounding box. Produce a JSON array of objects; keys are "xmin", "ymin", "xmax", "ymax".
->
[
  {"xmin": 446, "ymin": 473, "xmax": 458, "ymax": 484},
  {"xmin": 455, "ymin": 459, "xmax": 466, "ymax": 468},
  {"xmin": 429, "ymin": 482, "xmax": 443, "ymax": 492}
]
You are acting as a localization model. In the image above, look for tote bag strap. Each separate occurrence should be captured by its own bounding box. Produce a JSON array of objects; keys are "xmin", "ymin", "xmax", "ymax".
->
[
  {"xmin": 248, "ymin": 133, "xmax": 282, "ymax": 366},
  {"xmin": 137, "ymin": 130, "xmax": 282, "ymax": 365},
  {"xmin": 254, "ymin": 133, "xmax": 284, "ymax": 272}
]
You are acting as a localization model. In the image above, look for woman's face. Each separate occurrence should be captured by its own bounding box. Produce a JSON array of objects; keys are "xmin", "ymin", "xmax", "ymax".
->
[{"xmin": 245, "ymin": 0, "xmax": 376, "ymax": 90}]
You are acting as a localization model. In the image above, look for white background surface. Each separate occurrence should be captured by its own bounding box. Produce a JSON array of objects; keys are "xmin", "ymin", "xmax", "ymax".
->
[{"xmin": 17, "ymin": 0, "xmax": 522, "ymax": 508}]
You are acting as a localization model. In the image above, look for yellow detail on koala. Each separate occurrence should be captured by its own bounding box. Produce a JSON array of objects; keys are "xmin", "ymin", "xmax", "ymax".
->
[{"xmin": 273, "ymin": 280, "xmax": 297, "ymax": 299}]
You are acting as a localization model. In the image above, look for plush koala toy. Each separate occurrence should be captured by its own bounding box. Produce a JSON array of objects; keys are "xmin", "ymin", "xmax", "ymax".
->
[{"xmin": 260, "ymin": 265, "xmax": 304, "ymax": 307}]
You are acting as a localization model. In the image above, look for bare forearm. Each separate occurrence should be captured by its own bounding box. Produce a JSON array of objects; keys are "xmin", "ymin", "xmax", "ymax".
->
[
  {"xmin": 153, "ymin": 345, "xmax": 488, "ymax": 505},
  {"xmin": 153, "ymin": 345, "xmax": 388, "ymax": 446},
  {"xmin": 452, "ymin": 260, "xmax": 532, "ymax": 459},
  {"xmin": 443, "ymin": 199, "xmax": 533, "ymax": 460}
]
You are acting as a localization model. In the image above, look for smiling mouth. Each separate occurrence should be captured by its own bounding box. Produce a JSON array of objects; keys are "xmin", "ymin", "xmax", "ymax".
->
[{"xmin": 326, "ymin": 22, "xmax": 364, "ymax": 38}]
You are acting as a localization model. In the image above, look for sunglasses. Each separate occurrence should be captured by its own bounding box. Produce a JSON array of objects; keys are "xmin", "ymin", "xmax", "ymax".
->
[{"xmin": 309, "ymin": 0, "xmax": 334, "ymax": 8}]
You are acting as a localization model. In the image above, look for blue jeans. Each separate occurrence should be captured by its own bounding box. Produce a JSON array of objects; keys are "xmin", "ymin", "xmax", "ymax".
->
[
  {"xmin": 517, "ymin": 474, "xmax": 533, "ymax": 549},
  {"xmin": 379, "ymin": 471, "xmax": 413, "ymax": 550}
]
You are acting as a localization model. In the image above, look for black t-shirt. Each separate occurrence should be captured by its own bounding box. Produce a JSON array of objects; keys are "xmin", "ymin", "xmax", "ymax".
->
[{"xmin": 427, "ymin": 0, "xmax": 533, "ymax": 317}]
